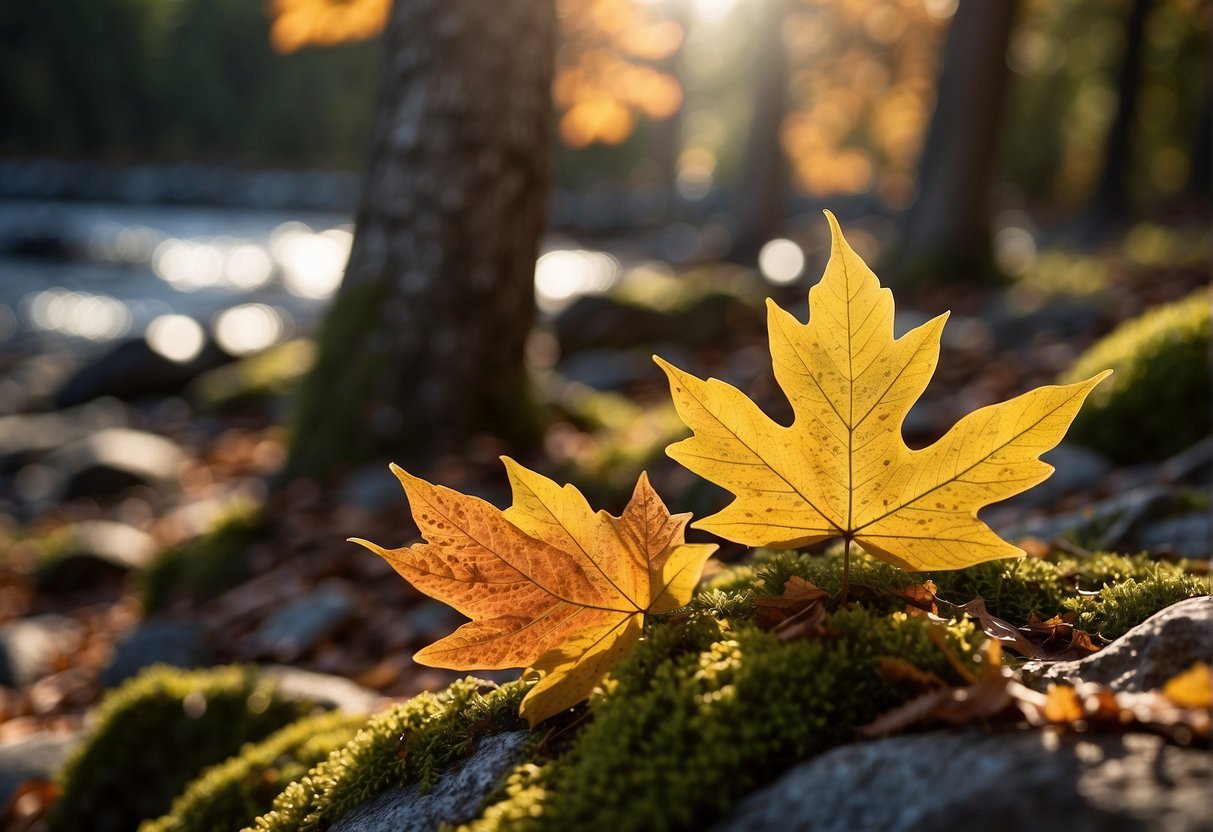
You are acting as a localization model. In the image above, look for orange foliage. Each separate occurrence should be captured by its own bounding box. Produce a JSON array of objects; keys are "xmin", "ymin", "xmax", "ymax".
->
[
  {"xmin": 268, "ymin": 0, "xmax": 683, "ymax": 149},
  {"xmin": 556, "ymin": 0, "xmax": 684, "ymax": 147},
  {"xmin": 269, "ymin": 0, "xmax": 391, "ymax": 54},
  {"xmin": 782, "ymin": 0, "xmax": 948, "ymax": 203}
]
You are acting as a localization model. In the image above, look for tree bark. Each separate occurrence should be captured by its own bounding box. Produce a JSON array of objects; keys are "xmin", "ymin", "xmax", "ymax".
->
[
  {"xmin": 733, "ymin": 0, "xmax": 790, "ymax": 258},
  {"xmin": 1089, "ymin": 0, "xmax": 1153, "ymax": 224},
  {"xmin": 893, "ymin": 0, "xmax": 1019, "ymax": 285},
  {"xmin": 286, "ymin": 0, "xmax": 555, "ymax": 481}
]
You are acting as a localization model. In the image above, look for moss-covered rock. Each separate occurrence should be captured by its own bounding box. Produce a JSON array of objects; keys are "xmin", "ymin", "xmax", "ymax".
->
[
  {"xmin": 1061, "ymin": 291, "xmax": 1210, "ymax": 462},
  {"xmin": 140, "ymin": 710, "xmax": 366, "ymax": 832},
  {"xmin": 186, "ymin": 339, "xmax": 316, "ymax": 413},
  {"xmin": 245, "ymin": 549, "xmax": 1209, "ymax": 832},
  {"xmin": 140, "ymin": 503, "xmax": 267, "ymax": 613},
  {"xmin": 251, "ymin": 678, "xmax": 529, "ymax": 832},
  {"xmin": 50, "ymin": 665, "xmax": 311, "ymax": 832}
]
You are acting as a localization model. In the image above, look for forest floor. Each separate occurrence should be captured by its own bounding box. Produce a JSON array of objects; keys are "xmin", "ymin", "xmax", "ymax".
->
[{"xmin": 0, "ymin": 212, "xmax": 1209, "ymax": 827}]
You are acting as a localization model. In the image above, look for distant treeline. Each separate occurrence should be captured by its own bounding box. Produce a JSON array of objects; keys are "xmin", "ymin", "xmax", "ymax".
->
[{"xmin": 0, "ymin": 0, "xmax": 379, "ymax": 168}]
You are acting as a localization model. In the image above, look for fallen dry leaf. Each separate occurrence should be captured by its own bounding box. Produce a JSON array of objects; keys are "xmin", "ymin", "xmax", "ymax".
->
[
  {"xmin": 1163, "ymin": 662, "xmax": 1212, "ymax": 710},
  {"xmin": 754, "ymin": 576, "xmax": 829, "ymax": 630},
  {"xmin": 657, "ymin": 211, "xmax": 1109, "ymax": 572},
  {"xmin": 942, "ymin": 599, "xmax": 1101, "ymax": 661},
  {"xmin": 861, "ymin": 637, "xmax": 1209, "ymax": 743},
  {"xmin": 352, "ymin": 459, "xmax": 716, "ymax": 726}
]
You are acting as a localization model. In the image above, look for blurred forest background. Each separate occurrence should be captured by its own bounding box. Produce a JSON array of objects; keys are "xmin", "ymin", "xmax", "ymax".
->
[
  {"xmin": 2, "ymin": 0, "xmax": 1208, "ymax": 219},
  {"xmin": 0, "ymin": 5, "xmax": 1210, "ymax": 827},
  {"xmin": 1, "ymin": 0, "xmax": 1206, "ymax": 196}
]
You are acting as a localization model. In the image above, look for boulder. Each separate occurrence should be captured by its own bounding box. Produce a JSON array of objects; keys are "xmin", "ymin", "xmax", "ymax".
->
[
  {"xmin": 554, "ymin": 293, "xmax": 756, "ymax": 355},
  {"xmin": 995, "ymin": 485, "xmax": 1180, "ymax": 550},
  {"xmin": 1021, "ymin": 596, "xmax": 1212, "ymax": 692},
  {"xmin": 54, "ymin": 337, "xmax": 232, "ymax": 408},
  {"xmin": 101, "ymin": 619, "xmax": 211, "ymax": 688},
  {"xmin": 714, "ymin": 730, "xmax": 1211, "ymax": 832},
  {"xmin": 556, "ymin": 349, "xmax": 659, "ymax": 391},
  {"xmin": 331, "ymin": 731, "xmax": 530, "ymax": 832},
  {"xmin": 42, "ymin": 427, "xmax": 182, "ymax": 502},
  {"xmin": 0, "ymin": 614, "xmax": 82, "ymax": 688},
  {"xmin": 0, "ymin": 399, "xmax": 128, "ymax": 472},
  {"xmin": 259, "ymin": 665, "xmax": 385, "ymax": 714},
  {"xmin": 0, "ymin": 732, "xmax": 81, "ymax": 807},
  {"xmin": 35, "ymin": 520, "xmax": 157, "ymax": 592},
  {"xmin": 248, "ymin": 580, "xmax": 354, "ymax": 662},
  {"xmin": 1002, "ymin": 443, "xmax": 1112, "ymax": 511},
  {"xmin": 1133, "ymin": 512, "xmax": 1212, "ymax": 558}
]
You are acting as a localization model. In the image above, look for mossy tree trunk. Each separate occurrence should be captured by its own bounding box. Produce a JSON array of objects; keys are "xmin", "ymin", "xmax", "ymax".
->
[
  {"xmin": 890, "ymin": 0, "xmax": 1019, "ymax": 286},
  {"xmin": 287, "ymin": 0, "xmax": 555, "ymax": 481}
]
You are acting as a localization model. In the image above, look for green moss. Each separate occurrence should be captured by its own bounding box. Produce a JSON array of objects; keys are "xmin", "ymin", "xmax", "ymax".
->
[
  {"xmin": 708, "ymin": 547, "xmax": 1206, "ymax": 629},
  {"xmin": 140, "ymin": 710, "xmax": 366, "ymax": 832},
  {"xmin": 246, "ymin": 550, "xmax": 1207, "ymax": 832},
  {"xmin": 1065, "ymin": 569, "xmax": 1210, "ymax": 639},
  {"xmin": 140, "ymin": 503, "xmax": 267, "ymax": 613},
  {"xmin": 250, "ymin": 678, "xmax": 528, "ymax": 832},
  {"xmin": 465, "ymin": 609, "xmax": 978, "ymax": 832},
  {"xmin": 1061, "ymin": 291, "xmax": 1211, "ymax": 462},
  {"xmin": 186, "ymin": 339, "xmax": 316, "ymax": 412},
  {"xmin": 50, "ymin": 665, "xmax": 311, "ymax": 832}
]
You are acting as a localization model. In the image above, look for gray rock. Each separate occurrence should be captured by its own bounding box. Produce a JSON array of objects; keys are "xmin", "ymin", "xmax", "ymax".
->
[
  {"xmin": 332, "ymin": 731, "xmax": 530, "ymax": 832},
  {"xmin": 340, "ymin": 462, "xmax": 403, "ymax": 510},
  {"xmin": 714, "ymin": 731, "xmax": 1211, "ymax": 832},
  {"xmin": 1133, "ymin": 512, "xmax": 1212, "ymax": 558},
  {"xmin": 0, "ymin": 614, "xmax": 82, "ymax": 688},
  {"xmin": 1003, "ymin": 443, "xmax": 1113, "ymax": 511},
  {"xmin": 1021, "ymin": 596, "xmax": 1212, "ymax": 692},
  {"xmin": 0, "ymin": 398, "xmax": 128, "ymax": 471},
  {"xmin": 53, "ymin": 336, "xmax": 232, "ymax": 408},
  {"xmin": 995, "ymin": 485, "xmax": 1179, "ymax": 549},
  {"xmin": 250, "ymin": 580, "xmax": 354, "ymax": 661},
  {"xmin": 554, "ymin": 293, "xmax": 757, "ymax": 355},
  {"xmin": 0, "ymin": 732, "xmax": 82, "ymax": 806},
  {"xmin": 556, "ymin": 350, "xmax": 658, "ymax": 391},
  {"xmin": 260, "ymin": 665, "xmax": 384, "ymax": 714},
  {"xmin": 43, "ymin": 428, "xmax": 183, "ymax": 502},
  {"xmin": 35, "ymin": 520, "xmax": 158, "ymax": 592},
  {"xmin": 101, "ymin": 619, "xmax": 211, "ymax": 688},
  {"xmin": 404, "ymin": 600, "xmax": 464, "ymax": 641}
]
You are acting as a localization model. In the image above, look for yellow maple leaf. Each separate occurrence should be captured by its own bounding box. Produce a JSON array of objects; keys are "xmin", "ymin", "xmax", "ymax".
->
[
  {"xmin": 656, "ymin": 211, "xmax": 1110, "ymax": 576},
  {"xmin": 351, "ymin": 459, "xmax": 716, "ymax": 726}
]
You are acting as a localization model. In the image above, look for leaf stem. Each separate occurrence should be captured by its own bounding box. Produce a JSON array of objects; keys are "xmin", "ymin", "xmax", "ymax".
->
[{"xmin": 840, "ymin": 536, "xmax": 852, "ymax": 605}]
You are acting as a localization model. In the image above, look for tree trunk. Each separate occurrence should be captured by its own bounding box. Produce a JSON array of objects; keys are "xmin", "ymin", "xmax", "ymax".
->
[
  {"xmin": 893, "ymin": 0, "xmax": 1019, "ymax": 285},
  {"xmin": 1089, "ymin": 0, "xmax": 1153, "ymax": 224},
  {"xmin": 1186, "ymin": 82, "xmax": 1210, "ymax": 200},
  {"xmin": 286, "ymin": 0, "xmax": 555, "ymax": 481},
  {"xmin": 650, "ymin": 0, "xmax": 690, "ymax": 223},
  {"xmin": 733, "ymin": 0, "xmax": 790, "ymax": 258}
]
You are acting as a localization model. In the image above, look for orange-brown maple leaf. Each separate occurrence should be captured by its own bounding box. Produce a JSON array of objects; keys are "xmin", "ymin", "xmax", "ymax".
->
[{"xmin": 352, "ymin": 459, "xmax": 716, "ymax": 726}]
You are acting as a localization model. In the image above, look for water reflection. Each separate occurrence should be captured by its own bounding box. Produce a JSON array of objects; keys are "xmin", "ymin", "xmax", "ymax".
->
[
  {"xmin": 146, "ymin": 314, "xmax": 206, "ymax": 363},
  {"xmin": 534, "ymin": 248, "xmax": 622, "ymax": 312},
  {"xmin": 213, "ymin": 303, "xmax": 290, "ymax": 355},
  {"xmin": 24, "ymin": 288, "xmax": 131, "ymax": 340},
  {"xmin": 271, "ymin": 223, "xmax": 352, "ymax": 299}
]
